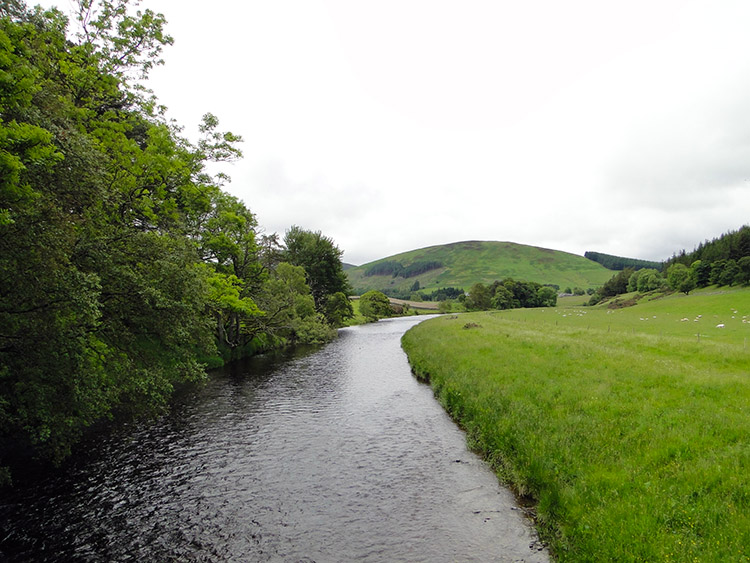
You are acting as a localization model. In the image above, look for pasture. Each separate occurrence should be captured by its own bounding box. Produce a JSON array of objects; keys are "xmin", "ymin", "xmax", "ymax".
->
[{"xmin": 402, "ymin": 286, "xmax": 750, "ymax": 561}]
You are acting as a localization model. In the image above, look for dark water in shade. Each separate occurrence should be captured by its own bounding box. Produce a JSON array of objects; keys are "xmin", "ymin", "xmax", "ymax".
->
[{"xmin": 0, "ymin": 316, "xmax": 549, "ymax": 562}]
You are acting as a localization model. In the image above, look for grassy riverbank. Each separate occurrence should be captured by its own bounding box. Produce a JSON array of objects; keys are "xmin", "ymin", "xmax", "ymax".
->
[{"xmin": 402, "ymin": 287, "xmax": 750, "ymax": 561}]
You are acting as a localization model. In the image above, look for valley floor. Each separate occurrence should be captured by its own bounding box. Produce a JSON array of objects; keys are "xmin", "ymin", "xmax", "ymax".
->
[{"xmin": 402, "ymin": 287, "xmax": 750, "ymax": 561}]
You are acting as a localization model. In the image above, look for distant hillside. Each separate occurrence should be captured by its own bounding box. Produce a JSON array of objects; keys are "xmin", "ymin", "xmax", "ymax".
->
[
  {"xmin": 346, "ymin": 241, "xmax": 615, "ymax": 296},
  {"xmin": 342, "ymin": 263, "xmax": 357, "ymax": 271}
]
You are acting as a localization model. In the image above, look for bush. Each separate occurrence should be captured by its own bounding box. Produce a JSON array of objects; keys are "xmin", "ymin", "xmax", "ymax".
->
[{"xmin": 359, "ymin": 290, "xmax": 392, "ymax": 321}]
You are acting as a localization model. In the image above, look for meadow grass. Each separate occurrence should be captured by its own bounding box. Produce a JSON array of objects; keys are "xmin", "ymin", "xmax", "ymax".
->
[{"xmin": 402, "ymin": 287, "xmax": 750, "ymax": 561}]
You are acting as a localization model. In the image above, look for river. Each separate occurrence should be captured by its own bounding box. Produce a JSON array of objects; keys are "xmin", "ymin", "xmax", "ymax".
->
[{"xmin": 0, "ymin": 316, "xmax": 549, "ymax": 562}]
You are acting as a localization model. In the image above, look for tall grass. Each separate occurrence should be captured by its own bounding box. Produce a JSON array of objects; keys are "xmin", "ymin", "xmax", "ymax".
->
[{"xmin": 402, "ymin": 288, "xmax": 750, "ymax": 561}]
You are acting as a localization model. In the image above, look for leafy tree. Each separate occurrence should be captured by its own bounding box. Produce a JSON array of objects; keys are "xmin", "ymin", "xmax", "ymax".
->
[
  {"xmin": 589, "ymin": 268, "xmax": 634, "ymax": 304},
  {"xmin": 691, "ymin": 260, "xmax": 711, "ymax": 288},
  {"xmin": 465, "ymin": 283, "xmax": 491, "ymax": 311},
  {"xmin": 359, "ymin": 290, "xmax": 392, "ymax": 321},
  {"xmin": 0, "ymin": 0, "xmax": 258, "ymax": 481},
  {"xmin": 491, "ymin": 285, "xmax": 514, "ymax": 310},
  {"xmin": 737, "ymin": 256, "xmax": 750, "ymax": 286},
  {"xmin": 636, "ymin": 269, "xmax": 666, "ymax": 292},
  {"xmin": 537, "ymin": 286, "xmax": 558, "ymax": 307},
  {"xmin": 709, "ymin": 259, "xmax": 727, "ymax": 286},
  {"xmin": 247, "ymin": 262, "xmax": 333, "ymax": 345},
  {"xmin": 323, "ymin": 292, "xmax": 354, "ymax": 328},
  {"xmin": 283, "ymin": 225, "xmax": 351, "ymax": 315},
  {"xmin": 626, "ymin": 269, "xmax": 641, "ymax": 292},
  {"xmin": 666, "ymin": 263, "xmax": 696, "ymax": 294},
  {"xmin": 718, "ymin": 259, "xmax": 740, "ymax": 286}
]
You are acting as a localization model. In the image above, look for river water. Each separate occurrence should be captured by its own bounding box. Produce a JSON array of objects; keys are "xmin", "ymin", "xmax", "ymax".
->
[{"xmin": 0, "ymin": 316, "xmax": 548, "ymax": 562}]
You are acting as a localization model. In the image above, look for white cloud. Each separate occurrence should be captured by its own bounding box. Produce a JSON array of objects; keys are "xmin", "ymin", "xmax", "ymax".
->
[{"xmin": 33, "ymin": 0, "xmax": 750, "ymax": 265}]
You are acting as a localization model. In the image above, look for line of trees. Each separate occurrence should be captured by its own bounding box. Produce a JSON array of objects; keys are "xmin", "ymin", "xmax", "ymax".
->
[
  {"xmin": 0, "ymin": 1, "xmax": 351, "ymax": 483},
  {"xmin": 364, "ymin": 260, "xmax": 443, "ymax": 278},
  {"xmin": 584, "ymin": 251, "xmax": 664, "ymax": 271},
  {"xmin": 589, "ymin": 256, "xmax": 750, "ymax": 305},
  {"xmin": 587, "ymin": 226, "xmax": 750, "ymax": 306},
  {"xmin": 464, "ymin": 279, "xmax": 558, "ymax": 311}
]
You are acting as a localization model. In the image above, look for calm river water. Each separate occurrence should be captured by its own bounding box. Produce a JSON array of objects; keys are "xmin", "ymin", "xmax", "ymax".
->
[{"xmin": 0, "ymin": 316, "xmax": 548, "ymax": 562}]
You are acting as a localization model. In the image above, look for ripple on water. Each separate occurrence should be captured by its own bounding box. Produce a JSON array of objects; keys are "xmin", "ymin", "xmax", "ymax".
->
[{"xmin": 0, "ymin": 316, "xmax": 548, "ymax": 562}]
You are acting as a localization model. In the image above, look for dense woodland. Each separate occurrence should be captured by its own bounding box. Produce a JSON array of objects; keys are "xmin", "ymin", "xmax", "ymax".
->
[
  {"xmin": 363, "ymin": 260, "xmax": 443, "ymax": 279},
  {"xmin": 590, "ymin": 225, "xmax": 750, "ymax": 304},
  {"xmin": 584, "ymin": 251, "xmax": 663, "ymax": 271},
  {"xmin": 0, "ymin": 0, "xmax": 351, "ymax": 482},
  {"xmin": 464, "ymin": 279, "xmax": 558, "ymax": 311}
]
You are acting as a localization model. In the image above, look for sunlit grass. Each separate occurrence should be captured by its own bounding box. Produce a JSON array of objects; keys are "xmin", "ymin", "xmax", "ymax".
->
[{"xmin": 402, "ymin": 287, "xmax": 750, "ymax": 561}]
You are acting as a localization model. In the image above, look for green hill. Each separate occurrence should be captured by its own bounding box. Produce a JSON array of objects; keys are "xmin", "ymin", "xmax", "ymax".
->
[{"xmin": 346, "ymin": 240, "xmax": 614, "ymax": 295}]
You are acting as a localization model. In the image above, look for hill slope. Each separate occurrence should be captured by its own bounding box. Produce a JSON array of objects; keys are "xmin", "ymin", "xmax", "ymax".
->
[{"xmin": 346, "ymin": 240, "xmax": 614, "ymax": 295}]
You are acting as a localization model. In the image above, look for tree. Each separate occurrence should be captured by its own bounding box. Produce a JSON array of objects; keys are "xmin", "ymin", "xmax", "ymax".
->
[
  {"xmin": 589, "ymin": 268, "xmax": 634, "ymax": 304},
  {"xmin": 359, "ymin": 290, "xmax": 392, "ymax": 321},
  {"xmin": 283, "ymin": 226, "xmax": 351, "ymax": 315},
  {"xmin": 465, "ymin": 283, "xmax": 491, "ymax": 311},
  {"xmin": 666, "ymin": 263, "xmax": 696, "ymax": 294},
  {"xmin": 626, "ymin": 269, "xmax": 642, "ymax": 292},
  {"xmin": 0, "ymin": 0, "xmax": 252, "ymax": 481},
  {"xmin": 718, "ymin": 259, "xmax": 740, "ymax": 286},
  {"xmin": 491, "ymin": 285, "xmax": 514, "ymax": 310},
  {"xmin": 709, "ymin": 259, "xmax": 727, "ymax": 285},
  {"xmin": 737, "ymin": 256, "xmax": 750, "ymax": 286},
  {"xmin": 636, "ymin": 269, "xmax": 665, "ymax": 292},
  {"xmin": 323, "ymin": 292, "xmax": 354, "ymax": 327},
  {"xmin": 537, "ymin": 286, "xmax": 558, "ymax": 307},
  {"xmin": 691, "ymin": 260, "xmax": 711, "ymax": 288}
]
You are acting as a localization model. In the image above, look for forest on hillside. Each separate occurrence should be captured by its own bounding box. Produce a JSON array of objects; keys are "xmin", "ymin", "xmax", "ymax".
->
[
  {"xmin": 584, "ymin": 251, "xmax": 663, "ymax": 271},
  {"xmin": 589, "ymin": 225, "xmax": 750, "ymax": 304},
  {"xmin": 0, "ymin": 0, "xmax": 351, "ymax": 483}
]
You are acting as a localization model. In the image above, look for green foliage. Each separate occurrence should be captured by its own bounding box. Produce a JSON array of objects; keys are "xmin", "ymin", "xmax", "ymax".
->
[
  {"xmin": 738, "ymin": 256, "xmax": 750, "ymax": 286},
  {"xmin": 358, "ymin": 290, "xmax": 392, "ymax": 321},
  {"xmin": 323, "ymin": 291, "xmax": 354, "ymax": 328},
  {"xmin": 692, "ymin": 259, "xmax": 712, "ymax": 287},
  {"xmin": 589, "ymin": 268, "xmax": 634, "ymax": 304},
  {"xmin": 636, "ymin": 268, "xmax": 666, "ymax": 292},
  {"xmin": 0, "ymin": 1, "xmax": 348, "ymax": 480},
  {"xmin": 363, "ymin": 259, "xmax": 443, "ymax": 279},
  {"xmin": 465, "ymin": 282, "xmax": 491, "ymax": 311},
  {"xmin": 537, "ymin": 286, "xmax": 557, "ymax": 307},
  {"xmin": 667, "ymin": 263, "xmax": 696, "ymax": 294},
  {"xmin": 284, "ymin": 225, "xmax": 351, "ymax": 314},
  {"xmin": 437, "ymin": 300, "xmax": 453, "ymax": 314},
  {"xmin": 667, "ymin": 225, "xmax": 750, "ymax": 289},
  {"xmin": 584, "ymin": 250, "xmax": 663, "ymax": 271},
  {"xmin": 491, "ymin": 285, "xmax": 514, "ymax": 310},
  {"xmin": 364, "ymin": 260, "xmax": 402, "ymax": 277}
]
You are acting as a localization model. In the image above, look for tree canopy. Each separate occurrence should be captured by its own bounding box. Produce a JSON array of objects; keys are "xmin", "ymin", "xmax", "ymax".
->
[{"xmin": 0, "ymin": 1, "xmax": 351, "ymax": 483}]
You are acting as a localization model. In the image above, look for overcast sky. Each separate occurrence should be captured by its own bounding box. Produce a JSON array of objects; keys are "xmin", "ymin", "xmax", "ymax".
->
[{"xmin": 40, "ymin": 0, "xmax": 750, "ymax": 265}]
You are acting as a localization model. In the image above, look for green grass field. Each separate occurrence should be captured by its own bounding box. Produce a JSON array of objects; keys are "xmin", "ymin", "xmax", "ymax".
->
[
  {"xmin": 402, "ymin": 286, "xmax": 750, "ymax": 561},
  {"xmin": 346, "ymin": 240, "xmax": 614, "ymax": 295}
]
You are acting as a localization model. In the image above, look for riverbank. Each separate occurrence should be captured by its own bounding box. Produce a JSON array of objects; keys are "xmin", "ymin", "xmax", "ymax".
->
[
  {"xmin": 402, "ymin": 288, "xmax": 750, "ymax": 561},
  {"xmin": 1, "ymin": 316, "xmax": 548, "ymax": 561}
]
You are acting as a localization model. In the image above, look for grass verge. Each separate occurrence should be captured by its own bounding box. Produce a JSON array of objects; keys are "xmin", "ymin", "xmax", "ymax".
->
[{"xmin": 402, "ymin": 288, "xmax": 750, "ymax": 561}]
